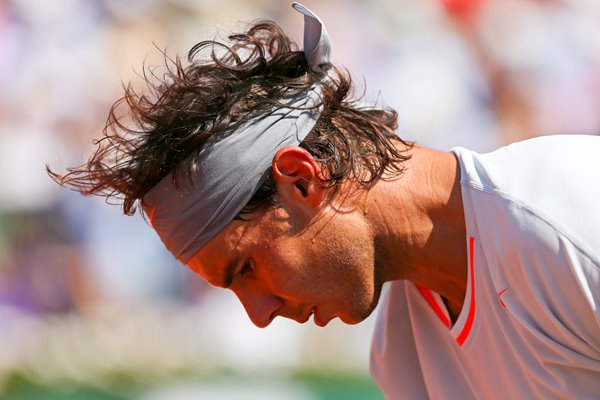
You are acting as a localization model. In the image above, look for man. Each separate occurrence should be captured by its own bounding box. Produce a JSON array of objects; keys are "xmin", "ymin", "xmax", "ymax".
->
[{"xmin": 50, "ymin": 3, "xmax": 600, "ymax": 398}]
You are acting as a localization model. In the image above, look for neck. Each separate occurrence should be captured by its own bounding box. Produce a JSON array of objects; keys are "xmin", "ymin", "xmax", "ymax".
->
[{"xmin": 367, "ymin": 145, "xmax": 467, "ymax": 317}]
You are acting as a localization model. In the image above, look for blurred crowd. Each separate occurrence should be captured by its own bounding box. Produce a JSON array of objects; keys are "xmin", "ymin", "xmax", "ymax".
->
[{"xmin": 0, "ymin": 0, "xmax": 599, "ymax": 395}]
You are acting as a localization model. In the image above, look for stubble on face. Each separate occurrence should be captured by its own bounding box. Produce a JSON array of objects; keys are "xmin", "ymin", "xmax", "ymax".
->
[
  {"xmin": 268, "ymin": 198, "xmax": 382, "ymax": 325},
  {"xmin": 192, "ymin": 189, "xmax": 388, "ymax": 327}
]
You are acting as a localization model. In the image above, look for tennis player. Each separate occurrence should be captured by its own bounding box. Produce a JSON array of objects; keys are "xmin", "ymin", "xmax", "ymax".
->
[{"xmin": 50, "ymin": 3, "xmax": 600, "ymax": 398}]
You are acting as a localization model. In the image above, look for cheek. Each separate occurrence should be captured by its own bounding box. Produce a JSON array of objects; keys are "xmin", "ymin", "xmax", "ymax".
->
[
  {"xmin": 254, "ymin": 236, "xmax": 311, "ymax": 288},
  {"xmin": 323, "ymin": 221, "xmax": 374, "ymax": 270},
  {"xmin": 317, "ymin": 222, "xmax": 378, "ymax": 303},
  {"xmin": 253, "ymin": 210, "xmax": 377, "ymax": 302}
]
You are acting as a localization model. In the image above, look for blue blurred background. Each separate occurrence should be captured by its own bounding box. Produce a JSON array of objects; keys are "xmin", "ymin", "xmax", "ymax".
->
[{"xmin": 1, "ymin": 0, "xmax": 599, "ymax": 398}]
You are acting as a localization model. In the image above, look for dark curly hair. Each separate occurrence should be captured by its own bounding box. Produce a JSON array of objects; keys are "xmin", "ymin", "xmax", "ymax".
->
[{"xmin": 48, "ymin": 20, "xmax": 412, "ymax": 217}]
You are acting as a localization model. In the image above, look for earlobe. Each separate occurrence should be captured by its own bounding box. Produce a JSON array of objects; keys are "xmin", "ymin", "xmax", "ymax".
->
[{"xmin": 272, "ymin": 146, "xmax": 326, "ymax": 208}]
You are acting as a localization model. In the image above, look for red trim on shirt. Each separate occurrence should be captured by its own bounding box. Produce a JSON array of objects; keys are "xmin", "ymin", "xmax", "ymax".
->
[
  {"xmin": 416, "ymin": 284, "xmax": 451, "ymax": 328},
  {"xmin": 149, "ymin": 207, "xmax": 156, "ymax": 227},
  {"xmin": 456, "ymin": 236, "xmax": 476, "ymax": 346}
]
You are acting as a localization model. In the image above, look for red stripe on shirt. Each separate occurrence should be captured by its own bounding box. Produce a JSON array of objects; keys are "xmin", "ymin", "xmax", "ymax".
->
[
  {"xmin": 456, "ymin": 236, "xmax": 476, "ymax": 346},
  {"xmin": 149, "ymin": 207, "xmax": 156, "ymax": 227},
  {"xmin": 416, "ymin": 284, "xmax": 451, "ymax": 328}
]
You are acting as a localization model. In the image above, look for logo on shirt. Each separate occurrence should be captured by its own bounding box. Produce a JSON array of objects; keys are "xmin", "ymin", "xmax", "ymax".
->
[{"xmin": 497, "ymin": 287, "xmax": 509, "ymax": 308}]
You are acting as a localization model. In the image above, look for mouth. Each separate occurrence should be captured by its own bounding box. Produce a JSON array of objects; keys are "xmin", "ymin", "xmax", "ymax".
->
[
  {"xmin": 299, "ymin": 306, "xmax": 315, "ymax": 324},
  {"xmin": 299, "ymin": 306, "xmax": 330, "ymax": 327}
]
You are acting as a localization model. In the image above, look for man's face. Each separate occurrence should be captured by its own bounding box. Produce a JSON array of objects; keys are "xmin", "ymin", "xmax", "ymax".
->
[{"xmin": 186, "ymin": 199, "xmax": 382, "ymax": 328}]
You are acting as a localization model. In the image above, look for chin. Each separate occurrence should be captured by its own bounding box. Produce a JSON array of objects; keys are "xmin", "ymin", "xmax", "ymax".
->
[
  {"xmin": 343, "ymin": 304, "xmax": 378, "ymax": 325},
  {"xmin": 339, "ymin": 283, "xmax": 383, "ymax": 325},
  {"xmin": 342, "ymin": 316, "xmax": 363, "ymax": 325},
  {"xmin": 355, "ymin": 291, "xmax": 383, "ymax": 323}
]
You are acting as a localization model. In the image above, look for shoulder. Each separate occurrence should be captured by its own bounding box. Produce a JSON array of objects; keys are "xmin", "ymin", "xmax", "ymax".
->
[
  {"xmin": 453, "ymin": 134, "xmax": 600, "ymax": 258},
  {"xmin": 453, "ymin": 135, "xmax": 600, "ymax": 352}
]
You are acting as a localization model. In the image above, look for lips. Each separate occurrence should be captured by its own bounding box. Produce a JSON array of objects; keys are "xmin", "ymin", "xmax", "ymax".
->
[
  {"xmin": 299, "ymin": 306, "xmax": 329, "ymax": 327},
  {"xmin": 299, "ymin": 307, "xmax": 315, "ymax": 324},
  {"xmin": 312, "ymin": 306, "xmax": 328, "ymax": 327}
]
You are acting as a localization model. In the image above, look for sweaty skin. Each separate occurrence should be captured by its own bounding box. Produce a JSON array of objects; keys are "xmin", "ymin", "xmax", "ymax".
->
[{"xmin": 187, "ymin": 143, "xmax": 467, "ymax": 327}]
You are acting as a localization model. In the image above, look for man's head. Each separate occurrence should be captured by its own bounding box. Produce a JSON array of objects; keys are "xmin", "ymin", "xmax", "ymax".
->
[
  {"xmin": 49, "ymin": 3, "xmax": 412, "ymax": 327},
  {"xmin": 187, "ymin": 144, "xmax": 390, "ymax": 328}
]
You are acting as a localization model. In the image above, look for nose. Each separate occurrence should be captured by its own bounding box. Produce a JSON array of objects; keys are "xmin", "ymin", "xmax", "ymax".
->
[{"xmin": 234, "ymin": 288, "xmax": 284, "ymax": 328}]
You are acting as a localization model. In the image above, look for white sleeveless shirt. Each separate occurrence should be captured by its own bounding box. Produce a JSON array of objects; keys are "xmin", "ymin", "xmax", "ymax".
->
[{"xmin": 370, "ymin": 135, "xmax": 600, "ymax": 399}]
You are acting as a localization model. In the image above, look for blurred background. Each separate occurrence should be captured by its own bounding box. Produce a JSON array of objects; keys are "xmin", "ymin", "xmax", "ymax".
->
[{"xmin": 1, "ymin": 0, "xmax": 599, "ymax": 398}]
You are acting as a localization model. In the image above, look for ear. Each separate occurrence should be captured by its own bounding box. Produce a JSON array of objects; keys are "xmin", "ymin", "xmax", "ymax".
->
[{"xmin": 272, "ymin": 146, "xmax": 327, "ymax": 209}]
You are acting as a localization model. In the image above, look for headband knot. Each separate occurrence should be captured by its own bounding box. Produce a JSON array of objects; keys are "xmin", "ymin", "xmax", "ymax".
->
[{"xmin": 292, "ymin": 2, "xmax": 333, "ymax": 74}]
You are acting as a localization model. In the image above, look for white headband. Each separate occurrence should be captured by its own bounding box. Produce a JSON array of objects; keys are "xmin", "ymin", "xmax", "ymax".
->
[{"xmin": 143, "ymin": 3, "xmax": 332, "ymax": 263}]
